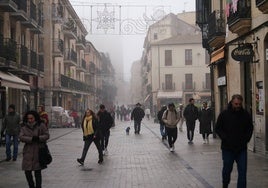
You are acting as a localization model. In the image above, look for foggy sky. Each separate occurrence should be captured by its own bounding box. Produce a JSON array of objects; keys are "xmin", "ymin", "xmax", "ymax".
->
[{"xmin": 70, "ymin": 0, "xmax": 195, "ymax": 81}]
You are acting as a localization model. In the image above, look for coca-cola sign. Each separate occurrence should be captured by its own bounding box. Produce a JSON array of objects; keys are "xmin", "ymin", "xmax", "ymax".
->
[{"xmin": 231, "ymin": 44, "xmax": 253, "ymax": 62}]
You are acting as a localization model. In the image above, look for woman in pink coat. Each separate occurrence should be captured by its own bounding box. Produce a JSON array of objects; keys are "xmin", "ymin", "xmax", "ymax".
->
[{"xmin": 19, "ymin": 110, "xmax": 49, "ymax": 188}]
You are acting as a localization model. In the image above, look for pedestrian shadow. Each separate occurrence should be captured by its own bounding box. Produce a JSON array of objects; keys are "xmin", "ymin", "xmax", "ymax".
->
[{"xmin": 80, "ymin": 167, "xmax": 93, "ymax": 171}]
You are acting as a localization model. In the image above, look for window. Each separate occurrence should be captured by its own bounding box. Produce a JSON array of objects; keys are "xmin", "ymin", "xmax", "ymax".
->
[
  {"xmin": 205, "ymin": 73, "xmax": 211, "ymax": 89},
  {"xmin": 165, "ymin": 50, "xmax": 172, "ymax": 66},
  {"xmin": 165, "ymin": 74, "xmax": 173, "ymax": 90},
  {"xmin": 154, "ymin": 33, "xmax": 158, "ymax": 40},
  {"xmin": 185, "ymin": 49, "xmax": 192, "ymax": 65},
  {"xmin": 185, "ymin": 74, "xmax": 193, "ymax": 89}
]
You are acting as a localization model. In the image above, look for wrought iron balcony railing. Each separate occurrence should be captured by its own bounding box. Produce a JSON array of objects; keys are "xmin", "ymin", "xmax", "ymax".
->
[{"xmin": 208, "ymin": 10, "xmax": 225, "ymax": 39}]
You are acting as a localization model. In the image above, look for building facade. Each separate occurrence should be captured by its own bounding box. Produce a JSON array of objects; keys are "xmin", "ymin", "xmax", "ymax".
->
[
  {"xmin": 196, "ymin": 0, "xmax": 268, "ymax": 154},
  {"xmin": 141, "ymin": 13, "xmax": 211, "ymax": 115}
]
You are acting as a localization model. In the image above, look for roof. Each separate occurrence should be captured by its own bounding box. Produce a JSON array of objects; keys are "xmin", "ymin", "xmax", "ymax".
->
[{"xmin": 151, "ymin": 34, "xmax": 202, "ymax": 46}]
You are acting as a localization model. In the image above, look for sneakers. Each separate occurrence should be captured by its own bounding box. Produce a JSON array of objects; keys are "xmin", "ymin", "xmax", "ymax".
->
[
  {"xmin": 170, "ymin": 144, "xmax": 175, "ymax": 152},
  {"xmin": 5, "ymin": 157, "xmax": 11, "ymax": 161},
  {"xmin": 77, "ymin": 158, "xmax": 84, "ymax": 165},
  {"xmin": 103, "ymin": 148, "xmax": 108, "ymax": 155}
]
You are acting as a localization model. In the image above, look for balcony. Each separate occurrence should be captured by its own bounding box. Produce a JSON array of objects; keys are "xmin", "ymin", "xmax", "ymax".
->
[
  {"xmin": 227, "ymin": 1, "xmax": 251, "ymax": 35},
  {"xmin": 10, "ymin": 0, "xmax": 28, "ymax": 21},
  {"xmin": 64, "ymin": 49, "xmax": 77, "ymax": 66},
  {"xmin": 3, "ymin": 38, "xmax": 17, "ymax": 63},
  {"xmin": 76, "ymin": 59, "xmax": 86, "ymax": 72},
  {"xmin": 0, "ymin": 0, "xmax": 17, "ymax": 12},
  {"xmin": 208, "ymin": 10, "xmax": 226, "ymax": 48},
  {"xmin": 62, "ymin": 18, "xmax": 77, "ymax": 39},
  {"xmin": 52, "ymin": 39, "xmax": 64, "ymax": 57},
  {"xmin": 76, "ymin": 36, "xmax": 86, "ymax": 50},
  {"xmin": 182, "ymin": 82, "xmax": 196, "ymax": 92},
  {"xmin": 256, "ymin": 0, "xmax": 268, "ymax": 13},
  {"xmin": 52, "ymin": 3, "xmax": 64, "ymax": 23},
  {"xmin": 162, "ymin": 82, "xmax": 175, "ymax": 91},
  {"xmin": 60, "ymin": 74, "xmax": 94, "ymax": 93},
  {"xmin": 20, "ymin": 45, "xmax": 28, "ymax": 67},
  {"xmin": 38, "ymin": 54, "xmax": 44, "ymax": 72}
]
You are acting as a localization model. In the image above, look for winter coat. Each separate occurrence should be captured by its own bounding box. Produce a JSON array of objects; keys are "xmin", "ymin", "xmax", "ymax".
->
[
  {"xmin": 131, "ymin": 107, "xmax": 145, "ymax": 122},
  {"xmin": 1, "ymin": 112, "xmax": 20, "ymax": 135},
  {"xmin": 162, "ymin": 110, "xmax": 180, "ymax": 128},
  {"xmin": 81, "ymin": 115, "xmax": 101, "ymax": 139},
  {"xmin": 198, "ymin": 107, "xmax": 212, "ymax": 134},
  {"xmin": 183, "ymin": 104, "xmax": 198, "ymax": 123},
  {"xmin": 215, "ymin": 102, "xmax": 253, "ymax": 153},
  {"xmin": 19, "ymin": 122, "xmax": 49, "ymax": 171},
  {"xmin": 97, "ymin": 110, "xmax": 114, "ymax": 132}
]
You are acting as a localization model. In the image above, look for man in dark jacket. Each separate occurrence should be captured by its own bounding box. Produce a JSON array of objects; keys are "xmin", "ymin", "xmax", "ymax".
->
[
  {"xmin": 1, "ymin": 104, "xmax": 21, "ymax": 161},
  {"xmin": 131, "ymin": 103, "xmax": 145, "ymax": 134},
  {"xmin": 216, "ymin": 94, "xmax": 253, "ymax": 188},
  {"xmin": 157, "ymin": 105, "xmax": 167, "ymax": 140},
  {"xmin": 97, "ymin": 104, "xmax": 114, "ymax": 155},
  {"xmin": 183, "ymin": 98, "xmax": 198, "ymax": 144}
]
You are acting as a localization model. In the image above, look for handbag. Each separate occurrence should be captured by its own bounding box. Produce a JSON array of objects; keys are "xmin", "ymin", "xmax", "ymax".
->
[{"xmin": 39, "ymin": 142, "xmax": 52, "ymax": 168}]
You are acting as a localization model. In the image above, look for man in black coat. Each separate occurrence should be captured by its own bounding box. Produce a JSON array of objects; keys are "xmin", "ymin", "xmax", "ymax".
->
[
  {"xmin": 216, "ymin": 94, "xmax": 253, "ymax": 188},
  {"xmin": 131, "ymin": 103, "xmax": 145, "ymax": 134},
  {"xmin": 183, "ymin": 98, "xmax": 198, "ymax": 144},
  {"xmin": 97, "ymin": 104, "xmax": 114, "ymax": 155}
]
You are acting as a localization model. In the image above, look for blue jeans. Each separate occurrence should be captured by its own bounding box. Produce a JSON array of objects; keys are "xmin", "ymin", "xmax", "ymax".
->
[
  {"xmin": 5, "ymin": 134, "xmax": 19, "ymax": 159},
  {"xmin": 134, "ymin": 120, "xmax": 141, "ymax": 133},
  {"xmin": 160, "ymin": 123, "xmax": 166, "ymax": 137},
  {"xmin": 222, "ymin": 149, "xmax": 247, "ymax": 188}
]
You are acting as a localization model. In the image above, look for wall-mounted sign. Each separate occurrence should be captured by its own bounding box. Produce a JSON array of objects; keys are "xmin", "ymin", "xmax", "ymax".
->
[
  {"xmin": 231, "ymin": 44, "xmax": 254, "ymax": 62},
  {"xmin": 218, "ymin": 76, "xmax": 226, "ymax": 86}
]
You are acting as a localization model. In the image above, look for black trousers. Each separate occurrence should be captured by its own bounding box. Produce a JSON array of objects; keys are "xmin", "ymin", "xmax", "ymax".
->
[
  {"xmin": 100, "ymin": 130, "xmax": 110, "ymax": 150},
  {"xmin": 186, "ymin": 121, "xmax": 196, "ymax": 141},
  {"xmin": 25, "ymin": 170, "xmax": 42, "ymax": 188},
  {"xmin": 80, "ymin": 135, "xmax": 103, "ymax": 162},
  {"xmin": 165, "ymin": 127, "xmax": 178, "ymax": 148}
]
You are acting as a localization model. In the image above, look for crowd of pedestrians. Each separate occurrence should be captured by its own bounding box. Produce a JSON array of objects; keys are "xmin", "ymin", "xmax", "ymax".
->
[{"xmin": 0, "ymin": 94, "xmax": 254, "ymax": 188}]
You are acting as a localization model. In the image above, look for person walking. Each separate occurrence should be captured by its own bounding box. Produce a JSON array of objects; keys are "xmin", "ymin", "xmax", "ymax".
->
[
  {"xmin": 77, "ymin": 109, "xmax": 103, "ymax": 165},
  {"xmin": 157, "ymin": 105, "xmax": 167, "ymax": 140},
  {"xmin": 1, "ymin": 104, "xmax": 21, "ymax": 161},
  {"xmin": 131, "ymin": 103, "xmax": 145, "ymax": 134},
  {"xmin": 97, "ymin": 104, "xmax": 114, "ymax": 155},
  {"xmin": 19, "ymin": 110, "xmax": 49, "ymax": 188},
  {"xmin": 183, "ymin": 98, "xmax": 199, "ymax": 144},
  {"xmin": 37, "ymin": 105, "xmax": 49, "ymax": 128},
  {"xmin": 145, "ymin": 107, "xmax": 151, "ymax": 120},
  {"xmin": 162, "ymin": 103, "xmax": 180, "ymax": 152},
  {"xmin": 178, "ymin": 104, "xmax": 184, "ymax": 132},
  {"xmin": 216, "ymin": 94, "xmax": 253, "ymax": 188},
  {"xmin": 198, "ymin": 102, "xmax": 212, "ymax": 144}
]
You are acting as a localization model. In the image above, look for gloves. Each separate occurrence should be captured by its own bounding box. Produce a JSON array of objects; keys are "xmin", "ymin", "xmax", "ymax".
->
[{"xmin": 32, "ymin": 136, "xmax": 39, "ymax": 142}]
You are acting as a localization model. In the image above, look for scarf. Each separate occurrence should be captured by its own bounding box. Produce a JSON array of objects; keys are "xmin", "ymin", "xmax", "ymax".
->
[{"xmin": 83, "ymin": 116, "xmax": 94, "ymax": 136}]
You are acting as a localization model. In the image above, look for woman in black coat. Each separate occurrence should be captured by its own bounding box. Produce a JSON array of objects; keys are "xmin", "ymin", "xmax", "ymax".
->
[
  {"xmin": 198, "ymin": 102, "xmax": 212, "ymax": 144},
  {"xmin": 77, "ymin": 109, "xmax": 103, "ymax": 165}
]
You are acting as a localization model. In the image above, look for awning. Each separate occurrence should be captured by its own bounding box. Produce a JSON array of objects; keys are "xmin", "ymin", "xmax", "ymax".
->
[
  {"xmin": 0, "ymin": 71, "xmax": 30, "ymax": 90},
  {"xmin": 144, "ymin": 94, "xmax": 151, "ymax": 103},
  {"xmin": 157, "ymin": 91, "xmax": 183, "ymax": 99},
  {"xmin": 210, "ymin": 46, "xmax": 225, "ymax": 64}
]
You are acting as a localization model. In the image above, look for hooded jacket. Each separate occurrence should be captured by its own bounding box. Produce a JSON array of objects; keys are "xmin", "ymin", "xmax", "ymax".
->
[{"xmin": 215, "ymin": 102, "xmax": 253, "ymax": 153}]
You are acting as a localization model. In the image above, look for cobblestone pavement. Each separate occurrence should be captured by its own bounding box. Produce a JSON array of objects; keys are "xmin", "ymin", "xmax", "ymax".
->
[{"xmin": 0, "ymin": 119, "xmax": 268, "ymax": 188}]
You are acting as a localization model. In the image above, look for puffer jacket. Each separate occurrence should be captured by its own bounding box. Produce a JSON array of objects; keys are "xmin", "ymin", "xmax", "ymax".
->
[{"xmin": 19, "ymin": 122, "xmax": 49, "ymax": 171}]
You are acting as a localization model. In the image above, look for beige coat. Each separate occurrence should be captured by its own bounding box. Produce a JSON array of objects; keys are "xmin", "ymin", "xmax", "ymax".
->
[
  {"xmin": 19, "ymin": 123, "xmax": 49, "ymax": 171},
  {"xmin": 162, "ymin": 110, "xmax": 180, "ymax": 128}
]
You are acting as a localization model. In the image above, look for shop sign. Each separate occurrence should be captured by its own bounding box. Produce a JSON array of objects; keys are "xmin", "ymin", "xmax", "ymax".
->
[
  {"xmin": 231, "ymin": 44, "xmax": 253, "ymax": 62},
  {"xmin": 217, "ymin": 76, "xmax": 226, "ymax": 86}
]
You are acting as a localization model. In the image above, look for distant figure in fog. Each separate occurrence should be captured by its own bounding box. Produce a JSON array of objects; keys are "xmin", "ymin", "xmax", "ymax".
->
[
  {"xmin": 131, "ymin": 103, "xmax": 145, "ymax": 134},
  {"xmin": 183, "ymin": 98, "xmax": 198, "ymax": 144},
  {"xmin": 198, "ymin": 102, "xmax": 212, "ymax": 144},
  {"xmin": 70, "ymin": 109, "xmax": 80, "ymax": 128},
  {"xmin": 37, "ymin": 105, "xmax": 49, "ymax": 128},
  {"xmin": 145, "ymin": 107, "xmax": 151, "ymax": 120},
  {"xmin": 19, "ymin": 110, "xmax": 49, "ymax": 188},
  {"xmin": 216, "ymin": 94, "xmax": 253, "ymax": 188},
  {"xmin": 177, "ymin": 104, "xmax": 184, "ymax": 132},
  {"xmin": 77, "ymin": 109, "xmax": 103, "ymax": 165}
]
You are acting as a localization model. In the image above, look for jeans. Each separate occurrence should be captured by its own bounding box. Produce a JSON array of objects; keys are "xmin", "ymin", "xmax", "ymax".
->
[
  {"xmin": 5, "ymin": 134, "xmax": 19, "ymax": 159},
  {"xmin": 222, "ymin": 149, "xmax": 247, "ymax": 188},
  {"xmin": 159, "ymin": 123, "xmax": 166, "ymax": 137},
  {"xmin": 80, "ymin": 135, "xmax": 103, "ymax": 162},
  {"xmin": 165, "ymin": 127, "xmax": 177, "ymax": 148},
  {"xmin": 25, "ymin": 170, "xmax": 42, "ymax": 188}
]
